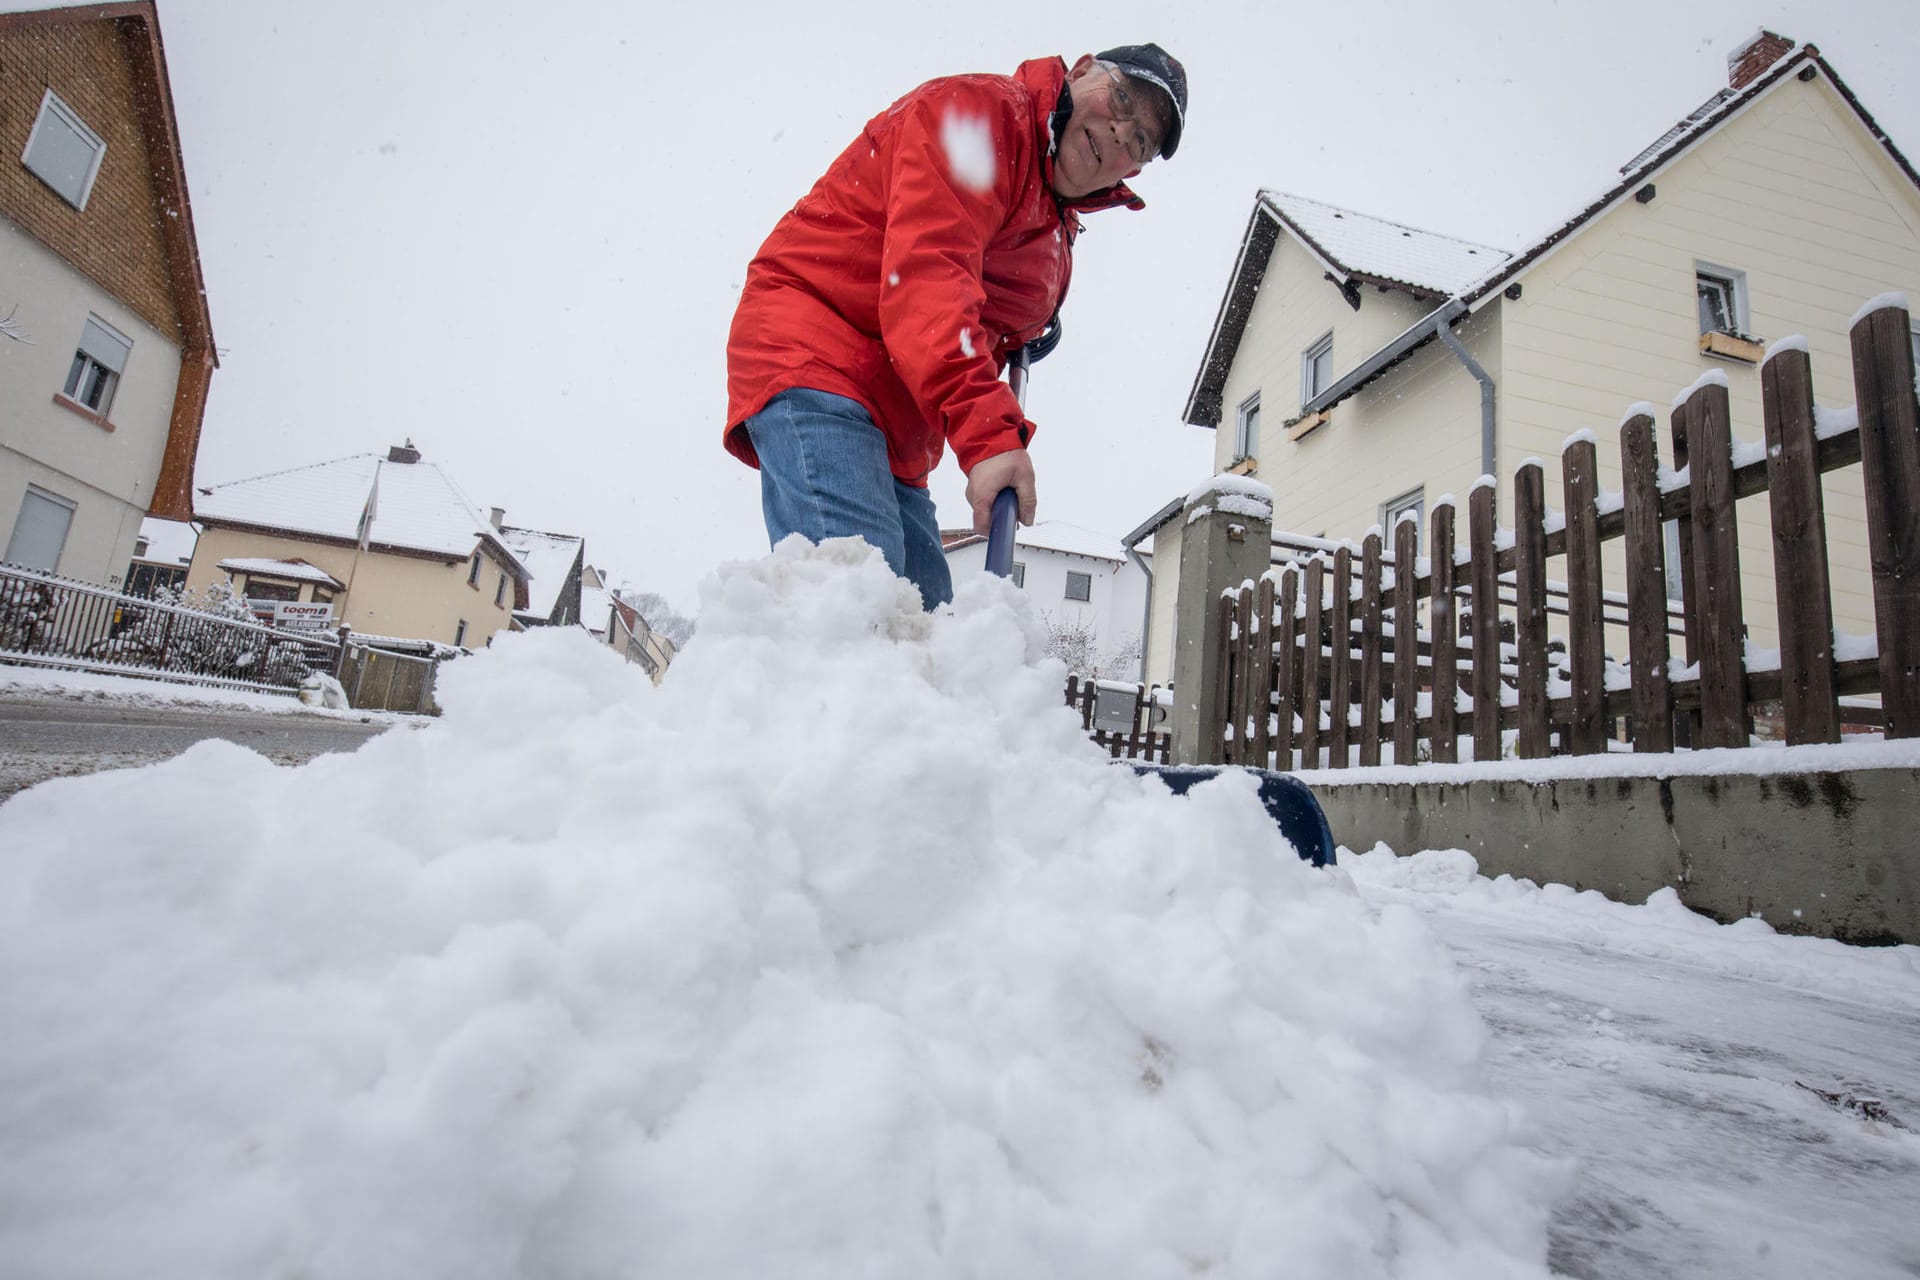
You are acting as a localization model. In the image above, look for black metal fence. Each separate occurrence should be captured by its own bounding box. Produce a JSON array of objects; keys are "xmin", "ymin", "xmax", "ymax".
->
[{"xmin": 0, "ymin": 562, "xmax": 340, "ymax": 694}]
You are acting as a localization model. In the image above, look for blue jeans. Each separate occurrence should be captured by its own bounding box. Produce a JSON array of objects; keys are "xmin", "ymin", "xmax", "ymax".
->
[{"xmin": 745, "ymin": 388, "xmax": 954, "ymax": 608}]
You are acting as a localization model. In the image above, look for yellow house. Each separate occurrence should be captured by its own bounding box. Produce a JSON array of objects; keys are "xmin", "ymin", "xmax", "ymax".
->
[
  {"xmin": 1139, "ymin": 30, "xmax": 1920, "ymax": 688},
  {"xmin": 186, "ymin": 442, "xmax": 530, "ymax": 649},
  {"xmin": 1, "ymin": 2, "xmax": 215, "ymax": 588}
]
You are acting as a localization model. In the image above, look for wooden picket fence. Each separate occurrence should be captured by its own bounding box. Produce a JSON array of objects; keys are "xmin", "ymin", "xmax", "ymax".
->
[{"xmin": 1212, "ymin": 299, "xmax": 1920, "ymax": 769}]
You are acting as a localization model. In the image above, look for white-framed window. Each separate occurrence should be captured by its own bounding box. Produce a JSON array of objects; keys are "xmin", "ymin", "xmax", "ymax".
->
[
  {"xmin": 495, "ymin": 572, "xmax": 509, "ymax": 608},
  {"xmin": 61, "ymin": 315, "xmax": 132, "ymax": 417},
  {"xmin": 1381, "ymin": 486, "xmax": 1425, "ymax": 554},
  {"xmin": 1695, "ymin": 262, "xmax": 1749, "ymax": 337},
  {"xmin": 1301, "ymin": 332, "xmax": 1334, "ymax": 407},
  {"xmin": 5, "ymin": 484, "xmax": 78, "ymax": 573},
  {"xmin": 454, "ymin": 619, "xmax": 469, "ymax": 646},
  {"xmin": 467, "ymin": 551, "xmax": 482, "ymax": 586},
  {"xmin": 21, "ymin": 89, "xmax": 106, "ymax": 211},
  {"xmin": 1065, "ymin": 570, "xmax": 1092, "ymax": 603},
  {"xmin": 1010, "ymin": 561, "xmax": 1026, "ymax": 589},
  {"xmin": 1233, "ymin": 392, "xmax": 1261, "ymax": 460}
]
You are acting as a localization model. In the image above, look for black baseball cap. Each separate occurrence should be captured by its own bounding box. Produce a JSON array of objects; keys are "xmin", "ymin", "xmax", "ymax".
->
[{"xmin": 1095, "ymin": 43, "xmax": 1187, "ymax": 159}]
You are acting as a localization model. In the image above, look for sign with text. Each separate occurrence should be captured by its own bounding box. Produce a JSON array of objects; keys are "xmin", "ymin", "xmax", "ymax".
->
[{"xmin": 273, "ymin": 602, "xmax": 335, "ymax": 631}]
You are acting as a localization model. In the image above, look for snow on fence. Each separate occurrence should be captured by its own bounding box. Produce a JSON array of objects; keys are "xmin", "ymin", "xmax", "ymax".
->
[
  {"xmin": 1062, "ymin": 674, "xmax": 1171, "ymax": 762},
  {"xmin": 1203, "ymin": 297, "xmax": 1919, "ymax": 769},
  {"xmin": 0, "ymin": 563, "xmax": 449, "ymax": 713},
  {"xmin": 0, "ymin": 563, "xmax": 339, "ymax": 695}
]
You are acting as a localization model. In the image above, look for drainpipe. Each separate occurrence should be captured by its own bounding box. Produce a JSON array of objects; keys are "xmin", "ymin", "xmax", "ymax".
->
[
  {"xmin": 1121, "ymin": 495, "xmax": 1182, "ymax": 685},
  {"xmin": 1123, "ymin": 542, "xmax": 1153, "ymax": 682},
  {"xmin": 1435, "ymin": 320, "xmax": 1497, "ymax": 480}
]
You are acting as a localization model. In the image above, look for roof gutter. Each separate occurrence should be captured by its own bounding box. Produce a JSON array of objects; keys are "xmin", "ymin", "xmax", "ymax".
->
[
  {"xmin": 1302, "ymin": 297, "xmax": 1466, "ymax": 416},
  {"xmin": 1297, "ymin": 294, "xmax": 1496, "ymax": 479}
]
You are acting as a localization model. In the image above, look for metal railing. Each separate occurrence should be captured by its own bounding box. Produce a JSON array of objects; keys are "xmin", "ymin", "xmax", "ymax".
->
[{"xmin": 0, "ymin": 563, "xmax": 340, "ymax": 694}]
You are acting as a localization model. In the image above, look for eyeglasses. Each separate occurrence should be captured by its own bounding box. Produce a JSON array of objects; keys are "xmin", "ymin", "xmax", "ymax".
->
[{"xmin": 1100, "ymin": 64, "xmax": 1163, "ymax": 167}]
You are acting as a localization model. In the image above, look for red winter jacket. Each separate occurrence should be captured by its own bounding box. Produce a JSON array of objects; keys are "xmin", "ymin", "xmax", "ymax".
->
[{"xmin": 724, "ymin": 57, "xmax": 1142, "ymax": 486}]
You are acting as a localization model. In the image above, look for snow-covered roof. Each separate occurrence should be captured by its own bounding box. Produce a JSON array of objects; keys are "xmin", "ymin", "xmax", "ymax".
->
[
  {"xmin": 578, "ymin": 584, "xmax": 614, "ymax": 636},
  {"xmin": 134, "ymin": 517, "xmax": 197, "ymax": 567},
  {"xmin": 195, "ymin": 453, "xmax": 520, "ymax": 569},
  {"xmin": 943, "ymin": 521, "xmax": 1146, "ymax": 565},
  {"xmin": 499, "ymin": 526, "xmax": 584, "ymax": 620},
  {"xmin": 215, "ymin": 557, "xmax": 344, "ymax": 588},
  {"xmin": 1258, "ymin": 192, "xmax": 1510, "ymax": 298},
  {"xmin": 1015, "ymin": 522, "xmax": 1125, "ymax": 563}
]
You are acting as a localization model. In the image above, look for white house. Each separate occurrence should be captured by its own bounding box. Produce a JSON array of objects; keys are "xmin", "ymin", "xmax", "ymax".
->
[
  {"xmin": 1, "ymin": 3, "xmax": 215, "ymax": 588},
  {"xmin": 1136, "ymin": 30, "xmax": 1920, "ymax": 687},
  {"xmin": 945, "ymin": 521, "xmax": 1150, "ymax": 679}
]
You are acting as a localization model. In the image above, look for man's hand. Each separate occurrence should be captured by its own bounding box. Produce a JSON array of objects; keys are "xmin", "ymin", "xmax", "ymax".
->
[{"xmin": 966, "ymin": 448, "xmax": 1037, "ymax": 535}]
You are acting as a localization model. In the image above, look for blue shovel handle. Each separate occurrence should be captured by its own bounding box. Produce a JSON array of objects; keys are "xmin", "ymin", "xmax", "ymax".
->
[{"xmin": 985, "ymin": 487, "xmax": 1019, "ymax": 578}]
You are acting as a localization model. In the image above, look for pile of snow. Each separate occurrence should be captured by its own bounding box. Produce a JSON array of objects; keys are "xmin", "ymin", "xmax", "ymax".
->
[{"xmin": 0, "ymin": 539, "xmax": 1561, "ymax": 1278}]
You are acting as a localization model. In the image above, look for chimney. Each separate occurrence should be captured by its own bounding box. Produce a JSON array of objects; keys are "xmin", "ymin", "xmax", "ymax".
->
[
  {"xmin": 490, "ymin": 506, "xmax": 506, "ymax": 531},
  {"xmin": 1727, "ymin": 30, "xmax": 1794, "ymax": 91},
  {"xmin": 388, "ymin": 439, "xmax": 421, "ymax": 464}
]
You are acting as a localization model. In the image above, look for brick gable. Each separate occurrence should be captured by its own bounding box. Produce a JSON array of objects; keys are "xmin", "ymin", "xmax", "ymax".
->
[{"xmin": 0, "ymin": 17, "xmax": 182, "ymax": 342}]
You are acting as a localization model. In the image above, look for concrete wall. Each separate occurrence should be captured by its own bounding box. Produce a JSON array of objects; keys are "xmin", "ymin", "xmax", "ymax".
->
[{"xmin": 1316, "ymin": 768, "xmax": 1919, "ymax": 944}]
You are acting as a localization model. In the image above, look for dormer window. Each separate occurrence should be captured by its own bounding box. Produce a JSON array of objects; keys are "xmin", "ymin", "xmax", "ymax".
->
[{"xmin": 22, "ymin": 89, "xmax": 106, "ymax": 211}]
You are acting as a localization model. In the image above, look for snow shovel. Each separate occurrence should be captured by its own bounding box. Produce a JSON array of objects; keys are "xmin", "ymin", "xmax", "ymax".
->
[{"xmin": 988, "ymin": 336, "xmax": 1337, "ymax": 867}]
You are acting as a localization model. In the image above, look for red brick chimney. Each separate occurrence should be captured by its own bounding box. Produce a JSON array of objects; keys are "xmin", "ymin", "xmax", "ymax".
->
[{"xmin": 1727, "ymin": 30, "xmax": 1795, "ymax": 91}]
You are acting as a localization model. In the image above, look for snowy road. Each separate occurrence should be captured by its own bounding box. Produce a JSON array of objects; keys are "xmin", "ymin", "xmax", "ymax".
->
[
  {"xmin": 0, "ymin": 679, "xmax": 393, "ymax": 801},
  {"xmin": 1350, "ymin": 849, "xmax": 1920, "ymax": 1279}
]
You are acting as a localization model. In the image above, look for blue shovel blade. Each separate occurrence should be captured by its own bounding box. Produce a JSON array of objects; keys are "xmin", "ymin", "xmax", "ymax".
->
[{"xmin": 1131, "ymin": 763, "xmax": 1337, "ymax": 867}]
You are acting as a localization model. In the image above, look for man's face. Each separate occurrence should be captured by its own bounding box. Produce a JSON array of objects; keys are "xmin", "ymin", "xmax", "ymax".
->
[{"xmin": 1051, "ymin": 54, "xmax": 1170, "ymax": 199}]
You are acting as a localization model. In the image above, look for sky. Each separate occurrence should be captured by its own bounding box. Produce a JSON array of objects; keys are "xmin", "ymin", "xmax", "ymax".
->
[
  {"xmin": 14, "ymin": 0, "xmax": 1914, "ymax": 610},
  {"xmin": 3, "ymin": 543, "xmax": 1915, "ymax": 1276}
]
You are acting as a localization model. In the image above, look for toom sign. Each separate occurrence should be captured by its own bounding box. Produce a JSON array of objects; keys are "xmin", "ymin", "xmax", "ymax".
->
[{"xmin": 272, "ymin": 602, "xmax": 335, "ymax": 631}]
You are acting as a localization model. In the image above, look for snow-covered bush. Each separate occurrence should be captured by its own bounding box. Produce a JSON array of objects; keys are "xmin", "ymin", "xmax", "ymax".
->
[{"xmin": 0, "ymin": 575, "xmax": 56, "ymax": 652}]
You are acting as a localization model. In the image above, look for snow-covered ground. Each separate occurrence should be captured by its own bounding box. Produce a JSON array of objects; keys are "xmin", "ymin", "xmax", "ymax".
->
[
  {"xmin": 0, "ymin": 665, "xmax": 402, "ymax": 798},
  {"xmin": 1, "ymin": 540, "xmax": 1915, "ymax": 1278},
  {"xmin": 1346, "ymin": 847, "xmax": 1920, "ymax": 1278},
  {"xmin": 0, "ymin": 662, "xmax": 399, "ymax": 720}
]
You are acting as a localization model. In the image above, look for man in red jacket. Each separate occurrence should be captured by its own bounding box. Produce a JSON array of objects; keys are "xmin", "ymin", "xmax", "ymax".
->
[{"xmin": 725, "ymin": 44, "xmax": 1187, "ymax": 607}]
